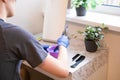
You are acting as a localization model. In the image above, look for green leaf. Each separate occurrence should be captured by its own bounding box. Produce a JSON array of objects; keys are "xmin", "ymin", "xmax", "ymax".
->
[
  {"xmin": 99, "ymin": 34, "xmax": 104, "ymax": 40},
  {"xmin": 95, "ymin": 41, "xmax": 101, "ymax": 48}
]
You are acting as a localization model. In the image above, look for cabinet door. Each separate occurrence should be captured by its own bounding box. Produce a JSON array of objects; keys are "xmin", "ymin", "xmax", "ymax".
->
[
  {"xmin": 42, "ymin": 0, "xmax": 68, "ymax": 42},
  {"xmin": 20, "ymin": 64, "xmax": 53, "ymax": 80}
]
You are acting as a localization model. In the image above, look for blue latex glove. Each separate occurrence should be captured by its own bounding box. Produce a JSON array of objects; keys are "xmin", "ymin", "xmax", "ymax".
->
[
  {"xmin": 57, "ymin": 35, "xmax": 69, "ymax": 48},
  {"xmin": 41, "ymin": 45, "xmax": 49, "ymax": 52},
  {"xmin": 41, "ymin": 45, "xmax": 59, "ymax": 58}
]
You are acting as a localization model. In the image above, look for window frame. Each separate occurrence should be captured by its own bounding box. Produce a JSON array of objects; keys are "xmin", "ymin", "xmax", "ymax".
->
[
  {"xmin": 67, "ymin": 0, "xmax": 120, "ymax": 16},
  {"xmin": 89, "ymin": 4, "xmax": 120, "ymax": 16}
]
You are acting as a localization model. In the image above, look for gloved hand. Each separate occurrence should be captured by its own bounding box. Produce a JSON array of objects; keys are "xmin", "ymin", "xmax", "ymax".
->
[
  {"xmin": 41, "ymin": 45, "xmax": 59, "ymax": 58},
  {"xmin": 47, "ymin": 45, "xmax": 59, "ymax": 58},
  {"xmin": 41, "ymin": 45, "xmax": 49, "ymax": 52},
  {"xmin": 57, "ymin": 35, "xmax": 69, "ymax": 48}
]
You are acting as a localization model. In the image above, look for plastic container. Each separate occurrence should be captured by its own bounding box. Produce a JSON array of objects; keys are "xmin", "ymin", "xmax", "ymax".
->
[{"xmin": 47, "ymin": 45, "xmax": 59, "ymax": 58}]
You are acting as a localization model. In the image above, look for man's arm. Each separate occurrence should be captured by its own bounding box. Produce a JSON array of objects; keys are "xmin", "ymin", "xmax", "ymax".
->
[
  {"xmin": 37, "ymin": 45, "xmax": 69, "ymax": 78},
  {"xmin": 37, "ymin": 35, "xmax": 69, "ymax": 78}
]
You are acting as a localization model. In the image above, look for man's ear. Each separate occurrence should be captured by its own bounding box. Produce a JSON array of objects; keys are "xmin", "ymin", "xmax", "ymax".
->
[{"xmin": 1, "ymin": 0, "xmax": 7, "ymax": 3}]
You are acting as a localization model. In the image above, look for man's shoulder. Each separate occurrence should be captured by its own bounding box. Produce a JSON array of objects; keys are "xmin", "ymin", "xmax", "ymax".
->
[
  {"xmin": 0, "ymin": 20, "xmax": 16, "ymax": 28},
  {"xmin": 0, "ymin": 21, "xmax": 29, "ymax": 36},
  {"xmin": 0, "ymin": 21, "xmax": 21, "ymax": 35},
  {"xmin": 0, "ymin": 21, "xmax": 35, "ymax": 43}
]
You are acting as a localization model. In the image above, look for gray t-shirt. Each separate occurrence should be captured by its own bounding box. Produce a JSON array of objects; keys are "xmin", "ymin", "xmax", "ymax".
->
[{"xmin": 0, "ymin": 19, "xmax": 48, "ymax": 80}]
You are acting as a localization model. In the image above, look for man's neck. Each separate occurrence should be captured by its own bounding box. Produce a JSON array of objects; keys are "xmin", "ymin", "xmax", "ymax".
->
[
  {"xmin": 0, "ymin": 10, "xmax": 7, "ymax": 21},
  {"xmin": 0, "ymin": 17, "xmax": 6, "ymax": 22},
  {"xmin": 0, "ymin": 5, "xmax": 7, "ymax": 21},
  {"xmin": 0, "ymin": 15, "xmax": 6, "ymax": 22}
]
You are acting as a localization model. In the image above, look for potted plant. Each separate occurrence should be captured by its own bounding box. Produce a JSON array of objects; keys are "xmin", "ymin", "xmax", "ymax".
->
[
  {"xmin": 72, "ymin": 0, "xmax": 102, "ymax": 16},
  {"xmin": 78, "ymin": 24, "xmax": 108, "ymax": 52}
]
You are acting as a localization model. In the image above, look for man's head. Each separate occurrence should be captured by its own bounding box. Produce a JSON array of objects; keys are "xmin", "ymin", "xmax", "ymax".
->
[{"xmin": 0, "ymin": 0, "xmax": 16, "ymax": 18}]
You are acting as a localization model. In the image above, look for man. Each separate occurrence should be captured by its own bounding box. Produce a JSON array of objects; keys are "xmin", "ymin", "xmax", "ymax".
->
[{"xmin": 0, "ymin": 0, "xmax": 69, "ymax": 80}]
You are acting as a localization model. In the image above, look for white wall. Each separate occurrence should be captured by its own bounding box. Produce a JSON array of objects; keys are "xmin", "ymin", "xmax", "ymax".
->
[
  {"xmin": 7, "ymin": 0, "xmax": 46, "ymax": 34},
  {"xmin": 7, "ymin": 0, "xmax": 68, "ymax": 42}
]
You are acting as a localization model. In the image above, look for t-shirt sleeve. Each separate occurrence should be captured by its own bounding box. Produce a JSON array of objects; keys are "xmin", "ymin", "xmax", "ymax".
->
[
  {"xmin": 20, "ymin": 33, "xmax": 48, "ymax": 68},
  {"xmin": 5, "ymin": 26, "xmax": 48, "ymax": 68}
]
